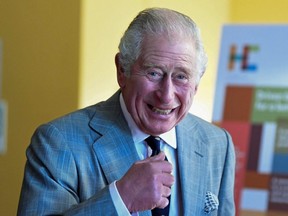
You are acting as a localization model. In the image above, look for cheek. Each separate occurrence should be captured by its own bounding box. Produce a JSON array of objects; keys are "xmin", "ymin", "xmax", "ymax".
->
[
  {"xmin": 181, "ymin": 85, "xmax": 197, "ymax": 103},
  {"xmin": 126, "ymin": 81, "xmax": 152, "ymax": 106},
  {"xmin": 135, "ymin": 81, "xmax": 156, "ymax": 98},
  {"xmin": 186, "ymin": 92, "xmax": 194, "ymax": 107}
]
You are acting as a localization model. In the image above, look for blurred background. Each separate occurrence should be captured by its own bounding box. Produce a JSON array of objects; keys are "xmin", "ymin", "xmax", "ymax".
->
[{"xmin": 0, "ymin": 0, "xmax": 288, "ymax": 215}]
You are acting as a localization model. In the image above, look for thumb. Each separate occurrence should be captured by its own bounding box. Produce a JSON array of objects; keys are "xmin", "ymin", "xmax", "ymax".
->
[
  {"xmin": 136, "ymin": 152, "xmax": 166, "ymax": 164},
  {"xmin": 148, "ymin": 151, "xmax": 166, "ymax": 161}
]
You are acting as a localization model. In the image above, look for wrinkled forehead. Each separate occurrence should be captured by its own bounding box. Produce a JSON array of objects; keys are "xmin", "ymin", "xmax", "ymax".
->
[
  {"xmin": 140, "ymin": 34, "xmax": 195, "ymax": 60},
  {"xmin": 141, "ymin": 32, "xmax": 196, "ymax": 53},
  {"xmin": 137, "ymin": 34, "xmax": 197, "ymax": 74}
]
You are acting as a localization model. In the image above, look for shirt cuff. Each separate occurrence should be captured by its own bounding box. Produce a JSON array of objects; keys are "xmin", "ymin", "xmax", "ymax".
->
[{"xmin": 109, "ymin": 181, "xmax": 138, "ymax": 216}]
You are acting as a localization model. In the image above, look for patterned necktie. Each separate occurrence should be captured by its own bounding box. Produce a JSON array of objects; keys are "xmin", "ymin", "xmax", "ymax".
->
[{"xmin": 145, "ymin": 136, "xmax": 170, "ymax": 216}]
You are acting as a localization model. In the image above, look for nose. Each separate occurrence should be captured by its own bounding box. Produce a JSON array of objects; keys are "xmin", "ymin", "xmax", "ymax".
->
[{"xmin": 156, "ymin": 76, "xmax": 175, "ymax": 104}]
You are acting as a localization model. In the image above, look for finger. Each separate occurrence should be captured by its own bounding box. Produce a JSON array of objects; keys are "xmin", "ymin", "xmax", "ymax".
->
[
  {"xmin": 136, "ymin": 152, "xmax": 166, "ymax": 165},
  {"xmin": 161, "ymin": 173, "xmax": 175, "ymax": 187},
  {"xmin": 156, "ymin": 197, "xmax": 169, "ymax": 209},
  {"xmin": 149, "ymin": 151, "xmax": 166, "ymax": 161},
  {"xmin": 143, "ymin": 160, "xmax": 172, "ymax": 175},
  {"xmin": 161, "ymin": 185, "xmax": 172, "ymax": 198},
  {"xmin": 149, "ymin": 158, "xmax": 173, "ymax": 174},
  {"xmin": 159, "ymin": 160, "xmax": 173, "ymax": 173}
]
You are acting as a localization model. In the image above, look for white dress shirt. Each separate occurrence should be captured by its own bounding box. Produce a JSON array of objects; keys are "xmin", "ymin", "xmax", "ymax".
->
[{"xmin": 109, "ymin": 94, "xmax": 180, "ymax": 215}]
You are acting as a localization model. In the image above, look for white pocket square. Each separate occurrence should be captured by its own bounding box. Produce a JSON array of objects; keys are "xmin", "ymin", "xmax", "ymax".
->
[{"xmin": 204, "ymin": 191, "xmax": 219, "ymax": 214}]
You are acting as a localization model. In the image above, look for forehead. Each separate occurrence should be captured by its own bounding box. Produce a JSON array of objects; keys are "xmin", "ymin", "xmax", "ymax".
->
[{"xmin": 139, "ymin": 34, "xmax": 196, "ymax": 69}]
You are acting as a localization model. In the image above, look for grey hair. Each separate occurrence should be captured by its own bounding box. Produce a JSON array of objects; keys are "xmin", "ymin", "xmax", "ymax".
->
[{"xmin": 118, "ymin": 8, "xmax": 208, "ymax": 83}]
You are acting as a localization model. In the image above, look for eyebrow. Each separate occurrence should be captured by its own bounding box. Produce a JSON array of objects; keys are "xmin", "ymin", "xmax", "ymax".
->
[
  {"xmin": 142, "ymin": 63, "xmax": 164, "ymax": 69},
  {"xmin": 142, "ymin": 63, "xmax": 191, "ymax": 74}
]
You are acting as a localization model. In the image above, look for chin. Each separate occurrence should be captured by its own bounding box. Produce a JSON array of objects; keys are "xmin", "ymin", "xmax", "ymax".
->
[{"xmin": 150, "ymin": 126, "xmax": 173, "ymax": 135}]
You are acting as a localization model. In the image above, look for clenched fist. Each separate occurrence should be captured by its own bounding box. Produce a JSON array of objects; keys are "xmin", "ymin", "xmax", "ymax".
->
[{"xmin": 116, "ymin": 152, "xmax": 174, "ymax": 212}]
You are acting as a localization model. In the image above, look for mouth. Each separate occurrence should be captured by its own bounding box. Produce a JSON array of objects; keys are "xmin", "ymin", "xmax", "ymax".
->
[{"xmin": 148, "ymin": 104, "xmax": 175, "ymax": 115}]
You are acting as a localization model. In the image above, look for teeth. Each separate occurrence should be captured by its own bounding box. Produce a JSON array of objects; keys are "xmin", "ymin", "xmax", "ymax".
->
[{"xmin": 152, "ymin": 107, "xmax": 172, "ymax": 115}]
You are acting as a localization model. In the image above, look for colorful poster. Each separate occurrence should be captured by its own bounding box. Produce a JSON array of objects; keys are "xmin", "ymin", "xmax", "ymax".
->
[{"xmin": 213, "ymin": 25, "xmax": 288, "ymax": 216}]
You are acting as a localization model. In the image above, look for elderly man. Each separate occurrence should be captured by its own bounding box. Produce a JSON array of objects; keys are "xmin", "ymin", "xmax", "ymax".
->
[{"xmin": 18, "ymin": 8, "xmax": 235, "ymax": 216}]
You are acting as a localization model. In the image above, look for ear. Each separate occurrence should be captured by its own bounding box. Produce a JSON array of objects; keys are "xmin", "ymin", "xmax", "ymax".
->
[{"xmin": 115, "ymin": 53, "xmax": 126, "ymax": 88}]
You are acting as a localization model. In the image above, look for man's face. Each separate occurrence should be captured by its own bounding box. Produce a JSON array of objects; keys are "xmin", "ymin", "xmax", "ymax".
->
[{"xmin": 117, "ymin": 35, "xmax": 198, "ymax": 135}]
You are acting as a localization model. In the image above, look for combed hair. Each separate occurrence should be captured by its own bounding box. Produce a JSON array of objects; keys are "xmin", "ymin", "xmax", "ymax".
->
[{"xmin": 118, "ymin": 8, "xmax": 208, "ymax": 83}]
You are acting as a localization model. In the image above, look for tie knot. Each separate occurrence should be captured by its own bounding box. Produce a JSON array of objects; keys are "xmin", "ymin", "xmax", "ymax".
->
[{"xmin": 145, "ymin": 136, "xmax": 161, "ymax": 156}]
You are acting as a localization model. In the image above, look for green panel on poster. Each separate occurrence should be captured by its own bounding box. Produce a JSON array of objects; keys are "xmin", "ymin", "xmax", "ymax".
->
[
  {"xmin": 274, "ymin": 119, "xmax": 288, "ymax": 154},
  {"xmin": 252, "ymin": 87, "xmax": 288, "ymax": 123}
]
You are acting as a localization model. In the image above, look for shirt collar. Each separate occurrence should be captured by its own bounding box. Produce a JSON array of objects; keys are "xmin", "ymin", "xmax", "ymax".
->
[{"xmin": 119, "ymin": 93, "xmax": 177, "ymax": 149}]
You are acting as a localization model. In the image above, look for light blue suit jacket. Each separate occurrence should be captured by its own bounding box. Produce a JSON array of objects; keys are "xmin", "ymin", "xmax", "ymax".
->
[{"xmin": 18, "ymin": 91, "xmax": 235, "ymax": 215}]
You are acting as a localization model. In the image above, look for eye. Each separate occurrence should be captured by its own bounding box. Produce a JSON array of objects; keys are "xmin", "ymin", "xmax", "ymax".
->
[
  {"xmin": 173, "ymin": 72, "xmax": 189, "ymax": 83},
  {"xmin": 147, "ymin": 71, "xmax": 158, "ymax": 77},
  {"xmin": 146, "ymin": 70, "xmax": 163, "ymax": 82},
  {"xmin": 176, "ymin": 74, "xmax": 187, "ymax": 80}
]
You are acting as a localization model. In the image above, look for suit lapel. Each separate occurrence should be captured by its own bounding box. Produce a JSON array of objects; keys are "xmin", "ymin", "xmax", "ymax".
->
[
  {"xmin": 177, "ymin": 116, "xmax": 208, "ymax": 215},
  {"xmin": 89, "ymin": 91, "xmax": 140, "ymax": 183},
  {"xmin": 92, "ymin": 125, "xmax": 140, "ymax": 183}
]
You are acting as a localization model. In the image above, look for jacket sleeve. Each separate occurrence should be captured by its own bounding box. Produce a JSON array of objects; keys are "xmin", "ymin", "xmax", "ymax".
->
[{"xmin": 17, "ymin": 123, "xmax": 118, "ymax": 216}]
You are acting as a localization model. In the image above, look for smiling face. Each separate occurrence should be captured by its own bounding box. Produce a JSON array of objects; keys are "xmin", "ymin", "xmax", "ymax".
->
[{"xmin": 116, "ymin": 34, "xmax": 199, "ymax": 136}]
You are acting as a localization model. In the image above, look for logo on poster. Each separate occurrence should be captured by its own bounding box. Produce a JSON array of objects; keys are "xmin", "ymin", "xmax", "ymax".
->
[{"xmin": 228, "ymin": 44, "xmax": 259, "ymax": 71}]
